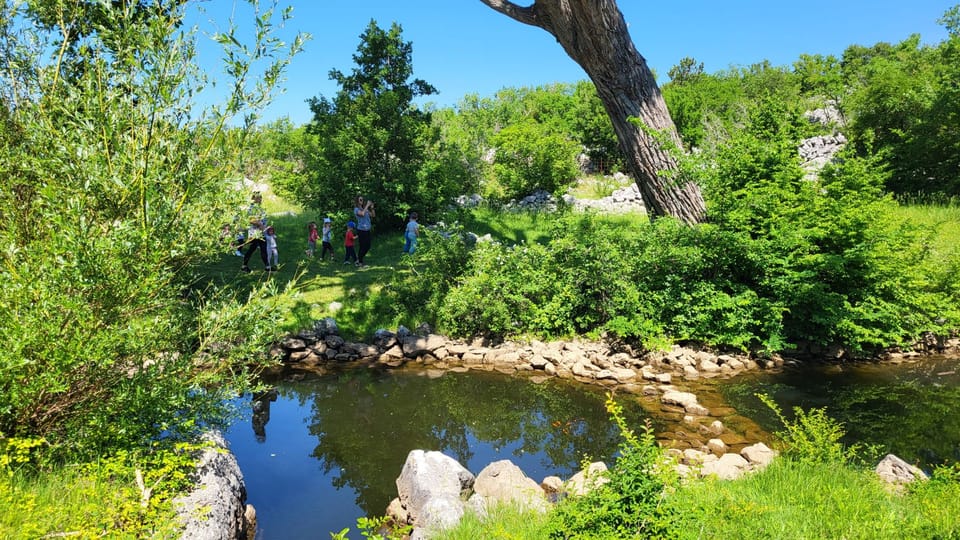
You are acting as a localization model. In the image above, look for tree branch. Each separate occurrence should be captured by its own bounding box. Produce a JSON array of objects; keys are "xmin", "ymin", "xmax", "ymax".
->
[{"xmin": 478, "ymin": 0, "xmax": 541, "ymax": 28}]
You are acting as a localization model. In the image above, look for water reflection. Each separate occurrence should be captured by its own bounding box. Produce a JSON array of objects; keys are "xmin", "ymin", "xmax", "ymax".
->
[
  {"xmin": 717, "ymin": 356, "xmax": 960, "ymax": 468},
  {"xmin": 251, "ymin": 389, "xmax": 277, "ymax": 442},
  {"xmin": 227, "ymin": 368, "xmax": 649, "ymax": 538}
]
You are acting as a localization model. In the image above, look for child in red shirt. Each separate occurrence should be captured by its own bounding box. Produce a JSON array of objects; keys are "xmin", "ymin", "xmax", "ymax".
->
[{"xmin": 343, "ymin": 221, "xmax": 358, "ymax": 265}]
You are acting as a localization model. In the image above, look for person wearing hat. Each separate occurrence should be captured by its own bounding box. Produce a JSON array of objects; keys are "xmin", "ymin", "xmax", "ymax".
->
[
  {"xmin": 343, "ymin": 220, "xmax": 358, "ymax": 265},
  {"xmin": 320, "ymin": 217, "xmax": 335, "ymax": 261}
]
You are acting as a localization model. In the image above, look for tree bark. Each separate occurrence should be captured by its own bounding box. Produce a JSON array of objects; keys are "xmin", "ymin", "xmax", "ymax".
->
[{"xmin": 479, "ymin": 0, "xmax": 706, "ymax": 224}]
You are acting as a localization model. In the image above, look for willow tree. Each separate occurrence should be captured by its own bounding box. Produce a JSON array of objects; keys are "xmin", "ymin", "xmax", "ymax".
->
[{"xmin": 479, "ymin": 0, "xmax": 706, "ymax": 224}]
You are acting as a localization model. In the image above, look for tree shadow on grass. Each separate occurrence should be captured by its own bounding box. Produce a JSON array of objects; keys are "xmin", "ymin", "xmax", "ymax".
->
[{"xmin": 198, "ymin": 210, "xmax": 410, "ymax": 338}]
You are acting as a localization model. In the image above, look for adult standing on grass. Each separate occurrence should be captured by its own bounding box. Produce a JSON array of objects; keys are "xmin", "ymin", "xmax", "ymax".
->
[
  {"xmin": 242, "ymin": 192, "xmax": 270, "ymax": 272},
  {"xmin": 354, "ymin": 195, "xmax": 375, "ymax": 267}
]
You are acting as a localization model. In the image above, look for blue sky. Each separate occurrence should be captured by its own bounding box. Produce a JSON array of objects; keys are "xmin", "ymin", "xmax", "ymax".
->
[{"xmin": 185, "ymin": 1, "xmax": 955, "ymax": 126}]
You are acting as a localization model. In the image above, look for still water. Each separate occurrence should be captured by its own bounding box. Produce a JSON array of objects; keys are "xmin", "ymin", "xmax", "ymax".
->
[
  {"xmin": 225, "ymin": 356, "xmax": 960, "ymax": 539},
  {"xmin": 224, "ymin": 368, "xmax": 650, "ymax": 539},
  {"xmin": 715, "ymin": 355, "xmax": 960, "ymax": 468}
]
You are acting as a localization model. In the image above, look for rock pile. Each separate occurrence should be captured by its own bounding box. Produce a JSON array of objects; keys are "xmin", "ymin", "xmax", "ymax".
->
[{"xmin": 389, "ymin": 441, "xmax": 777, "ymax": 538}]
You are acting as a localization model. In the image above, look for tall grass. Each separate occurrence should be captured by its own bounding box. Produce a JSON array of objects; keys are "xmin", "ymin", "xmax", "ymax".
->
[
  {"xmin": 435, "ymin": 502, "xmax": 550, "ymax": 540},
  {"xmin": 670, "ymin": 459, "xmax": 960, "ymax": 539},
  {"xmin": 0, "ymin": 463, "xmax": 182, "ymax": 539}
]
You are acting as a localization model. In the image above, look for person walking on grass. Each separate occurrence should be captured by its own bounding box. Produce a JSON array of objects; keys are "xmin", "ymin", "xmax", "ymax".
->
[
  {"xmin": 343, "ymin": 221, "xmax": 358, "ymax": 265},
  {"xmin": 242, "ymin": 219, "xmax": 269, "ymax": 272},
  {"xmin": 353, "ymin": 196, "xmax": 375, "ymax": 267},
  {"xmin": 320, "ymin": 217, "xmax": 335, "ymax": 261},
  {"xmin": 306, "ymin": 221, "xmax": 318, "ymax": 257},
  {"xmin": 403, "ymin": 212, "xmax": 420, "ymax": 255},
  {"xmin": 265, "ymin": 226, "xmax": 279, "ymax": 271}
]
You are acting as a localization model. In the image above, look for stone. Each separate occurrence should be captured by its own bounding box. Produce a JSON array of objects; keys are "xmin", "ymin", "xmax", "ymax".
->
[
  {"xmin": 280, "ymin": 336, "xmax": 307, "ymax": 350},
  {"xmin": 174, "ymin": 431, "xmax": 250, "ymax": 540},
  {"xmin": 395, "ymin": 450, "xmax": 475, "ymax": 532},
  {"xmin": 875, "ymin": 454, "xmax": 928, "ymax": 485},
  {"xmin": 701, "ymin": 453, "xmax": 750, "ymax": 480},
  {"xmin": 740, "ymin": 442, "xmax": 777, "ymax": 467},
  {"xmin": 402, "ymin": 334, "xmax": 448, "ymax": 358},
  {"xmin": 661, "ymin": 390, "xmax": 699, "ymax": 409},
  {"xmin": 540, "ymin": 476, "xmax": 563, "ymax": 495},
  {"xmin": 706, "ymin": 438, "xmax": 727, "ymax": 456},
  {"xmin": 529, "ymin": 355, "xmax": 549, "ymax": 369},
  {"xmin": 472, "ymin": 460, "xmax": 549, "ymax": 513},
  {"xmin": 564, "ymin": 462, "xmax": 609, "ymax": 496}
]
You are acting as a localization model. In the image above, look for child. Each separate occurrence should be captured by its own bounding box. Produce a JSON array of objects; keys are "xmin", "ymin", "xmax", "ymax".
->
[
  {"xmin": 265, "ymin": 226, "xmax": 279, "ymax": 271},
  {"xmin": 306, "ymin": 221, "xmax": 318, "ymax": 257},
  {"xmin": 403, "ymin": 212, "xmax": 420, "ymax": 254},
  {"xmin": 343, "ymin": 221, "xmax": 358, "ymax": 265},
  {"xmin": 320, "ymin": 217, "xmax": 335, "ymax": 261}
]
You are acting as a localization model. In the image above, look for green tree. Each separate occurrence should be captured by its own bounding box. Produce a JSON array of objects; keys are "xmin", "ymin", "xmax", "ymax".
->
[
  {"xmin": 305, "ymin": 20, "xmax": 441, "ymax": 227},
  {"xmin": 0, "ymin": 0, "xmax": 305, "ymax": 461},
  {"xmin": 491, "ymin": 119, "xmax": 580, "ymax": 198}
]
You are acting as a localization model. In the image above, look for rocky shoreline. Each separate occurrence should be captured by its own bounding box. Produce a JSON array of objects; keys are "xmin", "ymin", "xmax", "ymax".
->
[
  {"xmin": 178, "ymin": 320, "xmax": 958, "ymax": 538},
  {"xmin": 265, "ymin": 319, "xmax": 960, "ymax": 452}
]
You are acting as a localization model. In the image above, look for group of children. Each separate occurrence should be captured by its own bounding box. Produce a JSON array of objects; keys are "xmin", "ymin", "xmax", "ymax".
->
[
  {"xmin": 224, "ymin": 192, "xmax": 421, "ymax": 273},
  {"xmin": 306, "ymin": 211, "xmax": 419, "ymax": 265}
]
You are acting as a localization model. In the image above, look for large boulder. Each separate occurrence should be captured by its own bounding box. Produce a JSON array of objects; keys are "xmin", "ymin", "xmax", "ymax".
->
[
  {"xmin": 395, "ymin": 450, "xmax": 475, "ymax": 532},
  {"xmin": 700, "ymin": 453, "xmax": 750, "ymax": 480},
  {"xmin": 468, "ymin": 460, "xmax": 549, "ymax": 515},
  {"xmin": 740, "ymin": 442, "xmax": 777, "ymax": 468},
  {"xmin": 564, "ymin": 461, "xmax": 609, "ymax": 496},
  {"xmin": 175, "ymin": 431, "xmax": 251, "ymax": 540}
]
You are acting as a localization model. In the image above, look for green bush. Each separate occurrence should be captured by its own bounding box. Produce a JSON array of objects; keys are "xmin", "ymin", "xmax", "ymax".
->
[
  {"xmin": 545, "ymin": 394, "xmax": 678, "ymax": 539},
  {"xmin": 490, "ymin": 120, "xmax": 580, "ymax": 200},
  {"xmin": 0, "ymin": 1, "xmax": 303, "ymax": 461}
]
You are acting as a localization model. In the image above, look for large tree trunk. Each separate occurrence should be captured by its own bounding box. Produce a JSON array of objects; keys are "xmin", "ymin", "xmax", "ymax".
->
[{"xmin": 479, "ymin": 0, "xmax": 706, "ymax": 224}]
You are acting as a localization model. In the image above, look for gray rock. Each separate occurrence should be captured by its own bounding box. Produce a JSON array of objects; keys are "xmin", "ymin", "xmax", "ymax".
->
[
  {"xmin": 564, "ymin": 462, "xmax": 609, "ymax": 496},
  {"xmin": 701, "ymin": 453, "xmax": 750, "ymax": 480},
  {"xmin": 396, "ymin": 450, "xmax": 475, "ymax": 531},
  {"xmin": 740, "ymin": 442, "xmax": 777, "ymax": 467},
  {"xmin": 175, "ymin": 431, "xmax": 250, "ymax": 540},
  {"xmin": 471, "ymin": 460, "xmax": 549, "ymax": 513},
  {"xmin": 876, "ymin": 454, "xmax": 928, "ymax": 484}
]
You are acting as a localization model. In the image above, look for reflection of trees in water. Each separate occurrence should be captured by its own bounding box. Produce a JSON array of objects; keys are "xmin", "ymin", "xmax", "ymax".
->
[
  {"xmin": 277, "ymin": 369, "xmax": 647, "ymax": 515},
  {"xmin": 722, "ymin": 358, "xmax": 960, "ymax": 468}
]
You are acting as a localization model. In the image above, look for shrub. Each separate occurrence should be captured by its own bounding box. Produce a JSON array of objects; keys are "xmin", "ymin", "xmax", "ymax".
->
[{"xmin": 545, "ymin": 394, "xmax": 678, "ymax": 538}]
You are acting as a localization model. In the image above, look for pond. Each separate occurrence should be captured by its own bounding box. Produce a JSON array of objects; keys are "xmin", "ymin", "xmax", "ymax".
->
[
  {"xmin": 224, "ymin": 368, "xmax": 651, "ymax": 539},
  {"xmin": 714, "ymin": 355, "xmax": 960, "ymax": 468},
  {"xmin": 224, "ymin": 356, "xmax": 960, "ymax": 539}
]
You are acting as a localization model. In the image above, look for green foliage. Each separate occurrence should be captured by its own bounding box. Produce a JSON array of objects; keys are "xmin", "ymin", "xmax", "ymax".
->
[
  {"xmin": 437, "ymin": 501, "xmax": 549, "ymax": 540},
  {"xmin": 757, "ymin": 394, "xmax": 862, "ymax": 465},
  {"xmin": 671, "ymin": 458, "xmax": 960, "ymax": 540},
  {"xmin": 0, "ymin": 441, "xmax": 208, "ymax": 539},
  {"xmin": 0, "ymin": 436, "xmax": 47, "ymax": 476},
  {"xmin": 490, "ymin": 120, "xmax": 580, "ymax": 200},
  {"xmin": 0, "ymin": 0, "xmax": 304, "ymax": 461},
  {"xmin": 302, "ymin": 20, "xmax": 446, "ymax": 228},
  {"xmin": 840, "ymin": 12, "xmax": 960, "ymax": 196},
  {"xmin": 330, "ymin": 515, "xmax": 411, "ymax": 539},
  {"xmin": 544, "ymin": 394, "xmax": 677, "ymax": 539}
]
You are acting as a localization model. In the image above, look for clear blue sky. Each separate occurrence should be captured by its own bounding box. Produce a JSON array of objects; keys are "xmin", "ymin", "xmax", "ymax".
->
[{"xmin": 185, "ymin": 1, "xmax": 955, "ymax": 126}]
